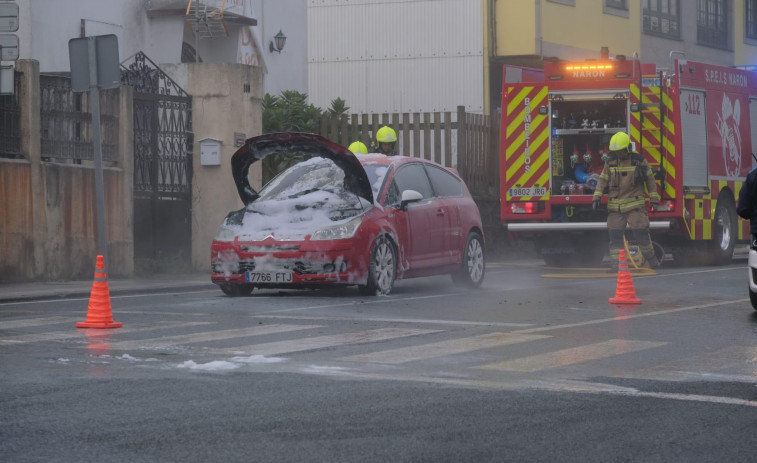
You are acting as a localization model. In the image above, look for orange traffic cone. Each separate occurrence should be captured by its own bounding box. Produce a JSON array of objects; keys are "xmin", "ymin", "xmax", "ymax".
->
[
  {"xmin": 76, "ymin": 255, "xmax": 123, "ymax": 329},
  {"xmin": 609, "ymin": 249, "xmax": 642, "ymax": 305}
]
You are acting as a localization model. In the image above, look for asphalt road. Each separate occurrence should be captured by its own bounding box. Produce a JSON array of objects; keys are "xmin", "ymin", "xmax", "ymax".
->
[{"xmin": 2, "ymin": 258, "xmax": 757, "ymax": 462}]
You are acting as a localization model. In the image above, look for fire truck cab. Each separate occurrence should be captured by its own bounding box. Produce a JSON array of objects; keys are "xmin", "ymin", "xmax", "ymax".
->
[{"xmin": 500, "ymin": 56, "xmax": 757, "ymax": 267}]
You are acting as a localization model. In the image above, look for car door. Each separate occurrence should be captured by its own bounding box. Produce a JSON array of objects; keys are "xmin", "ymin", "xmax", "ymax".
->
[
  {"xmin": 386, "ymin": 163, "xmax": 447, "ymax": 269},
  {"xmin": 424, "ymin": 164, "xmax": 464, "ymax": 263}
]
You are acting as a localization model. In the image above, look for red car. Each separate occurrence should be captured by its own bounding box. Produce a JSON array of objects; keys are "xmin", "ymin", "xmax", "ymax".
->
[{"xmin": 210, "ymin": 132, "xmax": 485, "ymax": 296}]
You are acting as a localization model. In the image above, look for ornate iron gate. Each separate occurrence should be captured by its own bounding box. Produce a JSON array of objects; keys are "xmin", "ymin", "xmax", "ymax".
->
[
  {"xmin": 0, "ymin": 71, "xmax": 22, "ymax": 159},
  {"xmin": 121, "ymin": 52, "xmax": 193, "ymax": 270}
]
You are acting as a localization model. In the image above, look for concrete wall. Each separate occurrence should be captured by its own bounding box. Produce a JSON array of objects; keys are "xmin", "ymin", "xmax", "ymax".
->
[
  {"xmin": 0, "ymin": 60, "xmax": 134, "ymax": 282},
  {"xmin": 163, "ymin": 62, "xmax": 264, "ymax": 271},
  {"xmin": 0, "ymin": 160, "xmax": 34, "ymax": 281}
]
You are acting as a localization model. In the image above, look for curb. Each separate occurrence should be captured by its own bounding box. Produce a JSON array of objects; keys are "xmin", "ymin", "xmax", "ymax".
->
[{"xmin": 0, "ymin": 283, "xmax": 218, "ymax": 304}]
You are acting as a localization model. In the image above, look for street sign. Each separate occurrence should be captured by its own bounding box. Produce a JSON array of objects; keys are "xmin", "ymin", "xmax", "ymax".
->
[
  {"xmin": 0, "ymin": 2, "xmax": 19, "ymax": 32},
  {"xmin": 68, "ymin": 34, "xmax": 120, "ymax": 92},
  {"xmin": 0, "ymin": 34, "xmax": 18, "ymax": 61},
  {"xmin": 68, "ymin": 34, "xmax": 122, "ymax": 264},
  {"xmin": 0, "ymin": 64, "xmax": 13, "ymax": 95}
]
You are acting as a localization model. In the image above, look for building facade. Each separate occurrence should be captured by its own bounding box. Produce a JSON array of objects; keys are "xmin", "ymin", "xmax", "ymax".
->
[
  {"xmin": 306, "ymin": 0, "xmax": 485, "ymax": 115},
  {"xmin": 490, "ymin": 0, "xmax": 757, "ymax": 114},
  {"xmin": 251, "ymin": 0, "xmax": 308, "ymax": 96},
  {"xmin": 2, "ymin": 0, "xmax": 292, "ymax": 278},
  {"xmin": 306, "ymin": 1, "xmax": 757, "ymax": 117},
  {"xmin": 12, "ymin": 0, "xmax": 306, "ymax": 95}
]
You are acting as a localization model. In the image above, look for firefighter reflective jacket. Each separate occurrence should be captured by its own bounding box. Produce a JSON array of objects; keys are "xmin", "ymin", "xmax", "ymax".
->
[
  {"xmin": 737, "ymin": 166, "xmax": 757, "ymax": 233},
  {"xmin": 593, "ymin": 151, "xmax": 659, "ymax": 213}
]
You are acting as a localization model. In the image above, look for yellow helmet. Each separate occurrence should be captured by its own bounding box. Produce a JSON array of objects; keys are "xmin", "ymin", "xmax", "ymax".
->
[
  {"xmin": 348, "ymin": 141, "xmax": 368, "ymax": 154},
  {"xmin": 609, "ymin": 132, "xmax": 631, "ymax": 151},
  {"xmin": 376, "ymin": 126, "xmax": 397, "ymax": 143}
]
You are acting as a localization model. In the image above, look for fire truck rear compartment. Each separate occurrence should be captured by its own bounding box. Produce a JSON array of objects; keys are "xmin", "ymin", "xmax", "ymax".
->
[{"xmin": 549, "ymin": 98, "xmax": 628, "ymax": 197}]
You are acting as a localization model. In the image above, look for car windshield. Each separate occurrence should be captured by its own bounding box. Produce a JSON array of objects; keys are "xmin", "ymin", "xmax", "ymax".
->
[
  {"xmin": 257, "ymin": 156, "xmax": 347, "ymax": 200},
  {"xmin": 238, "ymin": 157, "xmax": 372, "ymax": 241},
  {"xmin": 361, "ymin": 163, "xmax": 390, "ymax": 200}
]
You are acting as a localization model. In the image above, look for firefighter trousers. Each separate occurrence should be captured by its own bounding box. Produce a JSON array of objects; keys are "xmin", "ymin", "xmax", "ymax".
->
[{"xmin": 607, "ymin": 207, "xmax": 655, "ymax": 266}]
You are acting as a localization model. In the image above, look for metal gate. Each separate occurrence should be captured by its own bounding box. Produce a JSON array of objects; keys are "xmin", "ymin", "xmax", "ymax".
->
[{"xmin": 121, "ymin": 52, "xmax": 193, "ymax": 271}]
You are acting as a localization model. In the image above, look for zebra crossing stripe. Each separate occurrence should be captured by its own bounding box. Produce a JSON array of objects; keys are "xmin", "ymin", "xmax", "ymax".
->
[
  {"xmin": 476, "ymin": 340, "xmax": 668, "ymax": 372},
  {"xmin": 104, "ymin": 324, "xmax": 322, "ymax": 350},
  {"xmin": 0, "ymin": 322, "xmax": 211, "ymax": 346},
  {"xmin": 630, "ymin": 345, "xmax": 757, "ymax": 382},
  {"xmin": 340, "ymin": 332, "xmax": 550, "ymax": 364},
  {"xmin": 213, "ymin": 328, "xmax": 442, "ymax": 357}
]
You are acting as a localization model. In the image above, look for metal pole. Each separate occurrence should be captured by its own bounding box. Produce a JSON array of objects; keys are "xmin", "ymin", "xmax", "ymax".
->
[
  {"xmin": 87, "ymin": 37, "xmax": 108, "ymax": 266},
  {"xmin": 0, "ymin": 44, "xmax": 4, "ymax": 92}
]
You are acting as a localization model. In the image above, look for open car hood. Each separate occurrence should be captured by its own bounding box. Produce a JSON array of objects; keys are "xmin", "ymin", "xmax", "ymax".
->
[{"xmin": 231, "ymin": 132, "xmax": 374, "ymax": 205}]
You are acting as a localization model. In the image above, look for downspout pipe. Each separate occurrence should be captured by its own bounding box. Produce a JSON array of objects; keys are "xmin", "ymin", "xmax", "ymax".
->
[{"xmin": 535, "ymin": 0, "xmax": 542, "ymax": 60}]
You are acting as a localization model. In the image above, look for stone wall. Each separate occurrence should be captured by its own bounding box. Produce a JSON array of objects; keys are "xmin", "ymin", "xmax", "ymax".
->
[{"xmin": 0, "ymin": 60, "xmax": 134, "ymax": 282}]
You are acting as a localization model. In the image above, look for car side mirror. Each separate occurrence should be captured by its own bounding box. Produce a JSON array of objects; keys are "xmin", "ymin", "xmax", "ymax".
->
[{"xmin": 400, "ymin": 189, "xmax": 423, "ymax": 211}]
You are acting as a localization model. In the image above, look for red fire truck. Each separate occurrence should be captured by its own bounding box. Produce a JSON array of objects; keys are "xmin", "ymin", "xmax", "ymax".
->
[{"xmin": 500, "ymin": 56, "xmax": 757, "ymax": 267}]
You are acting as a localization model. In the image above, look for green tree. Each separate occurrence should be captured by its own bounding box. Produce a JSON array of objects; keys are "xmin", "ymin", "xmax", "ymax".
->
[
  {"xmin": 327, "ymin": 97, "xmax": 350, "ymax": 119},
  {"xmin": 262, "ymin": 90, "xmax": 323, "ymax": 134},
  {"xmin": 261, "ymin": 91, "xmax": 344, "ymax": 182}
]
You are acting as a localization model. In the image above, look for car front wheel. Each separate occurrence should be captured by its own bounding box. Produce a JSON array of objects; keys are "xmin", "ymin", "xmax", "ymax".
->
[
  {"xmin": 359, "ymin": 236, "xmax": 396, "ymax": 296},
  {"xmin": 219, "ymin": 283, "xmax": 254, "ymax": 297},
  {"xmin": 452, "ymin": 232, "xmax": 485, "ymax": 288}
]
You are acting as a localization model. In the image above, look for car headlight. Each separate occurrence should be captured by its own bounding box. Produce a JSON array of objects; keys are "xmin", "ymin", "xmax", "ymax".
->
[
  {"xmin": 214, "ymin": 210, "xmax": 245, "ymax": 242},
  {"xmin": 214, "ymin": 223, "xmax": 239, "ymax": 242},
  {"xmin": 311, "ymin": 216, "xmax": 362, "ymax": 241}
]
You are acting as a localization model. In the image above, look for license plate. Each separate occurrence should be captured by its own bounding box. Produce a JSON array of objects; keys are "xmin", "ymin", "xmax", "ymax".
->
[
  {"xmin": 245, "ymin": 271, "xmax": 293, "ymax": 283},
  {"xmin": 508, "ymin": 187, "xmax": 546, "ymax": 197}
]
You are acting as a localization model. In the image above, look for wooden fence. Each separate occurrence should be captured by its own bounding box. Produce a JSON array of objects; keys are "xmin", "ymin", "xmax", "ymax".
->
[{"xmin": 318, "ymin": 106, "xmax": 501, "ymax": 203}]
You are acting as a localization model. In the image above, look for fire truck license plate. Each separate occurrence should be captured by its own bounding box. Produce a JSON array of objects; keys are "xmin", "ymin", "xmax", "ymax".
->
[
  {"xmin": 246, "ymin": 271, "xmax": 293, "ymax": 283},
  {"xmin": 509, "ymin": 187, "xmax": 546, "ymax": 197}
]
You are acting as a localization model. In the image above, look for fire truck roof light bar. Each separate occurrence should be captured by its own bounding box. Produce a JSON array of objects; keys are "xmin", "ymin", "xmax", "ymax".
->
[
  {"xmin": 565, "ymin": 64, "xmax": 614, "ymax": 71},
  {"xmin": 504, "ymin": 221, "xmax": 675, "ymax": 231}
]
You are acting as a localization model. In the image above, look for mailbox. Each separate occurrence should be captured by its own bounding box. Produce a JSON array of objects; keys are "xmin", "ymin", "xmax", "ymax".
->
[{"xmin": 199, "ymin": 138, "xmax": 222, "ymax": 166}]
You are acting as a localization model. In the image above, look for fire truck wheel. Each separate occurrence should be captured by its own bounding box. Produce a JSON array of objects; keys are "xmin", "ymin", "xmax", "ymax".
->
[
  {"xmin": 452, "ymin": 232, "xmax": 486, "ymax": 287},
  {"xmin": 710, "ymin": 195, "xmax": 737, "ymax": 266},
  {"xmin": 578, "ymin": 240, "xmax": 607, "ymax": 267}
]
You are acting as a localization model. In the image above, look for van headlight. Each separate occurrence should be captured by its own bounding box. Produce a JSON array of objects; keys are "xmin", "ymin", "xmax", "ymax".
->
[{"xmin": 311, "ymin": 217, "xmax": 362, "ymax": 241}]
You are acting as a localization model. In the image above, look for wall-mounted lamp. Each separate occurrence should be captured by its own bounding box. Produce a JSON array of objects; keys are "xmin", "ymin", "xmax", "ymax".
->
[{"xmin": 269, "ymin": 30, "xmax": 287, "ymax": 54}]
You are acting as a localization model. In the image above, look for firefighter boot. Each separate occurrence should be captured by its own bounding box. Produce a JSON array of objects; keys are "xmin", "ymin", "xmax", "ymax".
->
[
  {"xmin": 607, "ymin": 229, "xmax": 624, "ymax": 272},
  {"xmin": 646, "ymin": 254, "xmax": 661, "ymax": 269},
  {"xmin": 608, "ymin": 248, "xmax": 620, "ymax": 273}
]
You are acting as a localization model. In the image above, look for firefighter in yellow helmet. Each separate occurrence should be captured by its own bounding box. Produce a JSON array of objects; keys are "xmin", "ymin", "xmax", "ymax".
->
[
  {"xmin": 375, "ymin": 126, "xmax": 398, "ymax": 156},
  {"xmin": 348, "ymin": 141, "xmax": 368, "ymax": 154},
  {"xmin": 592, "ymin": 131, "xmax": 661, "ymax": 269}
]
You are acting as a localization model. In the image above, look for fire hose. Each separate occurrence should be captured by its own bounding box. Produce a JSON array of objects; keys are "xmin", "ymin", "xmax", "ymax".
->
[{"xmin": 540, "ymin": 237, "xmax": 663, "ymax": 278}]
